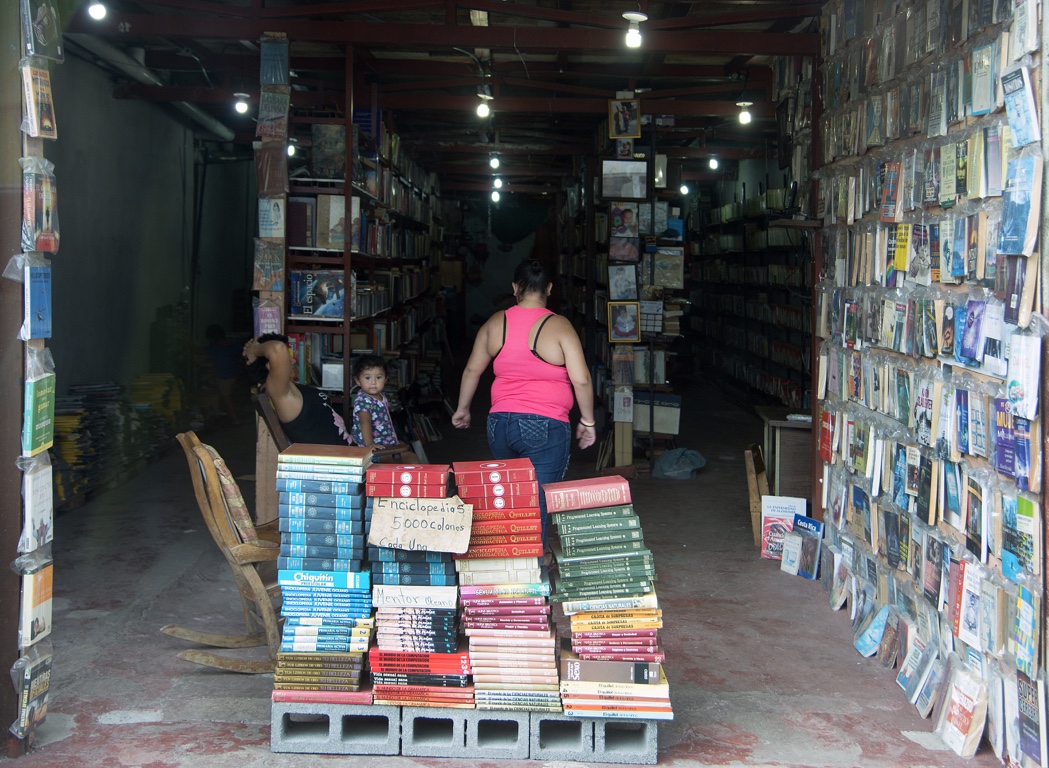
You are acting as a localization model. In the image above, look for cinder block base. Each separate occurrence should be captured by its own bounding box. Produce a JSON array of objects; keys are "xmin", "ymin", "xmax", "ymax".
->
[
  {"xmin": 594, "ymin": 718, "xmax": 659, "ymax": 764},
  {"xmin": 529, "ymin": 711, "xmax": 595, "ymax": 762},
  {"xmin": 400, "ymin": 705, "xmax": 467, "ymax": 757},
  {"xmin": 270, "ymin": 702, "xmax": 400, "ymax": 755},
  {"xmin": 465, "ymin": 708, "xmax": 530, "ymax": 759}
]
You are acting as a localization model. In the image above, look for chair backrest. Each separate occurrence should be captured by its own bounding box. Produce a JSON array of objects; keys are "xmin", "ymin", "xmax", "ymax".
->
[
  {"xmin": 252, "ymin": 392, "xmax": 291, "ymax": 452},
  {"xmin": 176, "ymin": 431, "xmax": 259, "ymax": 551}
]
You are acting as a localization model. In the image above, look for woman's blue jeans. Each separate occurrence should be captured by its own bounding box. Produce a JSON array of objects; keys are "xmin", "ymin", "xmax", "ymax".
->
[{"xmin": 486, "ymin": 412, "xmax": 571, "ymax": 546}]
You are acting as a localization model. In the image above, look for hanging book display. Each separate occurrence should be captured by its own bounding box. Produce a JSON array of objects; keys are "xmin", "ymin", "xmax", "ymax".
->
[{"xmin": 813, "ymin": 0, "xmax": 1045, "ymax": 760}]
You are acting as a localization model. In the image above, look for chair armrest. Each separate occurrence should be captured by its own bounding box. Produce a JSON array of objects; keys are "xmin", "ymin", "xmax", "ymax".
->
[
  {"xmin": 229, "ymin": 542, "xmax": 280, "ymax": 565},
  {"xmin": 255, "ymin": 519, "xmax": 280, "ymax": 544}
]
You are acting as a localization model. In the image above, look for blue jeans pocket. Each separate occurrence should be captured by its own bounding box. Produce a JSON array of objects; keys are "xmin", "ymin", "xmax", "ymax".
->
[{"xmin": 520, "ymin": 419, "xmax": 548, "ymax": 449}]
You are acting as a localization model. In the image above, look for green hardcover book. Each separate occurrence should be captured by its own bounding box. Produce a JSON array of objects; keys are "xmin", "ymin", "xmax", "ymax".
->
[
  {"xmin": 557, "ymin": 539, "xmax": 648, "ymax": 558},
  {"xmin": 557, "ymin": 575, "xmax": 656, "ymax": 594},
  {"xmin": 559, "ymin": 567, "xmax": 656, "ymax": 586},
  {"xmin": 550, "ymin": 504, "xmax": 636, "ymax": 523},
  {"xmin": 552, "ymin": 584, "xmax": 654, "ymax": 602},
  {"xmin": 552, "ymin": 543, "xmax": 652, "ymax": 563},
  {"xmin": 554, "ymin": 516, "xmax": 641, "ymax": 536},
  {"xmin": 560, "ymin": 529, "xmax": 644, "ymax": 554},
  {"xmin": 21, "ymin": 372, "xmax": 55, "ymax": 457},
  {"xmin": 558, "ymin": 560, "xmax": 655, "ymax": 579}
]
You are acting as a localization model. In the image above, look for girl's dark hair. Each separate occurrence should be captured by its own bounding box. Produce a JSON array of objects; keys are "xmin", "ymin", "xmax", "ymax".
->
[
  {"xmin": 354, "ymin": 354, "xmax": 387, "ymax": 378},
  {"xmin": 513, "ymin": 259, "xmax": 551, "ymax": 296},
  {"xmin": 245, "ymin": 333, "xmax": 290, "ymax": 387}
]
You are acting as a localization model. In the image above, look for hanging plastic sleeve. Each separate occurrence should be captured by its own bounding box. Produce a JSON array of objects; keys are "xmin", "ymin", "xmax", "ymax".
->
[
  {"xmin": 18, "ymin": 57, "xmax": 57, "ymax": 140},
  {"xmin": 252, "ymin": 296, "xmax": 283, "ymax": 338},
  {"xmin": 8, "ymin": 639, "xmax": 54, "ymax": 741},
  {"xmin": 17, "ymin": 155, "xmax": 59, "ymax": 254},
  {"xmin": 3, "ymin": 253, "xmax": 52, "ymax": 341},
  {"xmin": 15, "ymin": 453, "xmax": 53, "ymax": 554},
  {"xmin": 22, "ymin": 345, "xmax": 56, "ymax": 459}
]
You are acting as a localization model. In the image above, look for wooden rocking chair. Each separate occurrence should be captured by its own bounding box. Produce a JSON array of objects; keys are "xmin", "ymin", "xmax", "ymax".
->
[{"xmin": 162, "ymin": 431, "xmax": 282, "ymax": 674}]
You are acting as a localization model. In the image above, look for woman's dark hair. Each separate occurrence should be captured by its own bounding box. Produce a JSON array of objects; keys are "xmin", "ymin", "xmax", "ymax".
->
[
  {"xmin": 513, "ymin": 259, "xmax": 551, "ymax": 297},
  {"xmin": 245, "ymin": 333, "xmax": 289, "ymax": 388},
  {"xmin": 354, "ymin": 354, "xmax": 387, "ymax": 378}
]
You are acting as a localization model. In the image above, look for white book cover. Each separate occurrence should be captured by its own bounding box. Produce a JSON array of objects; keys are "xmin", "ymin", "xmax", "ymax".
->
[
  {"xmin": 19, "ymin": 463, "xmax": 52, "ymax": 553},
  {"xmin": 1001, "ymin": 67, "xmax": 1039, "ymax": 148}
]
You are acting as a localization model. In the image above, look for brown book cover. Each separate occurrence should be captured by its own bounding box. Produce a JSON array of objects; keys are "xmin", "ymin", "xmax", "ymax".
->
[{"xmin": 559, "ymin": 641, "xmax": 662, "ymax": 684}]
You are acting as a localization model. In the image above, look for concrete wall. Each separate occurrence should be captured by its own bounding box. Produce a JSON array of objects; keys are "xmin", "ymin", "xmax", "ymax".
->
[{"xmin": 44, "ymin": 54, "xmax": 252, "ymax": 393}]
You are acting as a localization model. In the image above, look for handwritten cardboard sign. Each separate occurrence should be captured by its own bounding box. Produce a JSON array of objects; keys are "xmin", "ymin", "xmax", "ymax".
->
[{"xmin": 367, "ymin": 495, "xmax": 473, "ymax": 553}]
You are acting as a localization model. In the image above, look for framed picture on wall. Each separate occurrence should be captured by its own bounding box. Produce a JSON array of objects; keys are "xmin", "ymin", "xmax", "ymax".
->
[
  {"xmin": 608, "ymin": 264, "xmax": 638, "ymax": 300},
  {"xmin": 608, "ymin": 301, "xmax": 641, "ymax": 343},
  {"xmin": 609, "ymin": 236, "xmax": 640, "ymax": 262},
  {"xmin": 609, "ymin": 99, "xmax": 641, "ymax": 138},
  {"xmin": 601, "ymin": 160, "xmax": 647, "ymax": 201},
  {"xmin": 610, "ymin": 201, "xmax": 639, "ymax": 236},
  {"xmin": 616, "ymin": 138, "xmax": 634, "ymax": 158}
]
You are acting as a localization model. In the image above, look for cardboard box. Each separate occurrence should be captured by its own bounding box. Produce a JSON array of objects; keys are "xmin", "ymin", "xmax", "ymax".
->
[{"xmin": 632, "ymin": 392, "xmax": 681, "ymax": 435}]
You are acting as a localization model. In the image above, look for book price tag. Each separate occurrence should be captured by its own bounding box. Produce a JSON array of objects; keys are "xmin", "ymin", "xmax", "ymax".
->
[{"xmin": 368, "ymin": 495, "xmax": 473, "ymax": 553}]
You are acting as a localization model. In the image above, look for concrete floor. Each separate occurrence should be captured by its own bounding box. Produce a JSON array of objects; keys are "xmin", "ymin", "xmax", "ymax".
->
[{"xmin": 9, "ymin": 377, "xmax": 1003, "ymax": 767}]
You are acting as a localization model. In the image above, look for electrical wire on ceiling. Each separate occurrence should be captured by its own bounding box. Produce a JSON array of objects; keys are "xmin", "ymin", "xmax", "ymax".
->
[{"xmin": 171, "ymin": 42, "xmax": 214, "ymax": 87}]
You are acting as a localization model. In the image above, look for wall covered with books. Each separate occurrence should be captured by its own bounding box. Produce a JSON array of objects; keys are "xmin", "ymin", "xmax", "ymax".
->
[{"xmin": 812, "ymin": 0, "xmax": 1046, "ymax": 758}]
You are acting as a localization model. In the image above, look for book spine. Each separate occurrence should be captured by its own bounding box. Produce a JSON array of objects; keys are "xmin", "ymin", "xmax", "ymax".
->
[
  {"xmin": 457, "ymin": 544, "xmax": 545, "ymax": 559},
  {"xmin": 468, "ymin": 508, "xmax": 541, "ymax": 522},
  {"xmin": 279, "ymin": 492, "xmax": 366, "ymax": 508},
  {"xmin": 544, "ymin": 479, "xmax": 632, "ymax": 512},
  {"xmin": 549, "ymin": 504, "xmax": 635, "ymax": 523},
  {"xmin": 555, "ymin": 517, "xmax": 641, "ymax": 535}
]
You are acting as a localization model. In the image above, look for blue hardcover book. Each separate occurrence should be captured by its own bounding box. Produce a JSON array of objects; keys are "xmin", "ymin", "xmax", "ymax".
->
[
  {"xmin": 282, "ymin": 610, "xmax": 372, "ymax": 621},
  {"xmin": 280, "ymin": 492, "xmax": 366, "ymax": 508},
  {"xmin": 275, "ymin": 479, "xmax": 362, "ymax": 494},
  {"xmin": 283, "ymin": 616, "xmax": 372, "ymax": 628},
  {"xmin": 281, "ymin": 625, "xmax": 369, "ymax": 637},
  {"xmin": 371, "ymin": 562, "xmax": 452, "ymax": 575},
  {"xmin": 24, "ymin": 263, "xmax": 51, "ymax": 339},
  {"xmin": 277, "ymin": 558, "xmax": 367, "ymax": 575},
  {"xmin": 280, "ymin": 640, "xmax": 366, "ymax": 652},
  {"xmin": 278, "ymin": 518, "xmax": 363, "ymax": 534},
  {"xmin": 284, "ymin": 532, "xmax": 365, "ymax": 548},
  {"xmin": 280, "ymin": 582, "xmax": 370, "ymax": 596},
  {"xmin": 854, "ymin": 604, "xmax": 890, "ymax": 657},
  {"xmin": 791, "ymin": 514, "xmax": 824, "ymax": 581},
  {"xmin": 281, "ymin": 597, "xmax": 372, "ymax": 609},
  {"xmin": 278, "ymin": 506, "xmax": 365, "ymax": 522},
  {"xmin": 371, "ymin": 573, "xmax": 458, "ymax": 586},
  {"xmin": 366, "ymin": 547, "xmax": 453, "ymax": 563},
  {"xmin": 280, "ymin": 544, "xmax": 363, "ymax": 560},
  {"xmin": 276, "ymin": 469, "xmax": 366, "ymax": 482}
]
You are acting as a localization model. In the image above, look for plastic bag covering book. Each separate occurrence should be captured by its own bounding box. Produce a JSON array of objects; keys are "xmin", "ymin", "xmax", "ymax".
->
[
  {"xmin": 18, "ymin": 557, "xmax": 52, "ymax": 647},
  {"xmin": 19, "ymin": 57, "xmax": 56, "ymax": 139},
  {"xmin": 19, "ymin": 457, "xmax": 53, "ymax": 553},
  {"xmin": 288, "ymin": 270, "xmax": 346, "ymax": 321},
  {"xmin": 313, "ymin": 124, "xmax": 346, "ymax": 180},
  {"xmin": 259, "ymin": 36, "xmax": 289, "ymax": 85},
  {"xmin": 258, "ymin": 197, "xmax": 285, "ymax": 239},
  {"xmin": 20, "ymin": 156, "xmax": 58, "ymax": 253},
  {"xmin": 252, "ymin": 238, "xmax": 284, "ymax": 292},
  {"xmin": 935, "ymin": 655, "xmax": 988, "ymax": 756},
  {"xmin": 1006, "ymin": 332, "xmax": 1040, "ymax": 421},
  {"xmin": 23, "ymin": 260, "xmax": 51, "ymax": 340},
  {"xmin": 998, "ymin": 154, "xmax": 1043, "ymax": 257},
  {"xmin": 20, "ymin": 0, "xmax": 62, "ymax": 61},
  {"xmin": 1001, "ymin": 67, "xmax": 1039, "ymax": 148},
  {"xmin": 10, "ymin": 646, "xmax": 52, "ymax": 742},
  {"xmin": 22, "ymin": 371, "xmax": 55, "ymax": 457},
  {"xmin": 255, "ymin": 85, "xmax": 290, "ymax": 141}
]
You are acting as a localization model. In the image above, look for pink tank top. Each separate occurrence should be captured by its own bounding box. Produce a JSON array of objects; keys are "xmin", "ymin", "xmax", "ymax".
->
[{"xmin": 490, "ymin": 306, "xmax": 573, "ymax": 422}]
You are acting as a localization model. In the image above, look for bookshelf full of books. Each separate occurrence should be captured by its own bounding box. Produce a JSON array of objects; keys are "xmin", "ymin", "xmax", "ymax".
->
[{"xmin": 809, "ymin": 0, "xmax": 1046, "ymax": 760}]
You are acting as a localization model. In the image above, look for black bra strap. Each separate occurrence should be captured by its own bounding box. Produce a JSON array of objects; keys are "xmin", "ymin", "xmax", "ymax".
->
[{"xmin": 531, "ymin": 315, "xmax": 554, "ymax": 360}]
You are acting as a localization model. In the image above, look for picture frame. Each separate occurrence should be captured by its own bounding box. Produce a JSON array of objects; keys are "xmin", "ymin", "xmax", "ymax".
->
[
  {"xmin": 601, "ymin": 159, "xmax": 648, "ymax": 201},
  {"xmin": 615, "ymin": 138, "xmax": 634, "ymax": 158},
  {"xmin": 609, "ymin": 99, "xmax": 641, "ymax": 139},
  {"xmin": 608, "ymin": 264, "xmax": 638, "ymax": 300},
  {"xmin": 608, "ymin": 301, "xmax": 641, "ymax": 343},
  {"xmin": 609, "ymin": 236, "xmax": 640, "ymax": 262},
  {"xmin": 609, "ymin": 201, "xmax": 639, "ymax": 237}
]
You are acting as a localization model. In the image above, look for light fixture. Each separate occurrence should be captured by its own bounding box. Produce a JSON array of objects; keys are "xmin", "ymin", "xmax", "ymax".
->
[
  {"xmin": 490, "ymin": 156, "xmax": 500, "ymax": 169},
  {"xmin": 476, "ymin": 84, "xmax": 493, "ymax": 118},
  {"xmin": 88, "ymin": 1, "xmax": 106, "ymax": 19},
  {"xmin": 234, "ymin": 92, "xmax": 250, "ymax": 114},
  {"xmin": 493, "ymin": 177, "xmax": 503, "ymax": 189},
  {"xmin": 709, "ymin": 157, "xmax": 719, "ymax": 170},
  {"xmin": 287, "ymin": 143, "xmax": 296, "ymax": 157},
  {"xmin": 622, "ymin": 11, "xmax": 647, "ymax": 48},
  {"xmin": 680, "ymin": 183, "xmax": 689, "ymax": 195},
  {"xmin": 737, "ymin": 101, "xmax": 753, "ymax": 124},
  {"xmin": 491, "ymin": 190, "xmax": 500, "ymax": 202}
]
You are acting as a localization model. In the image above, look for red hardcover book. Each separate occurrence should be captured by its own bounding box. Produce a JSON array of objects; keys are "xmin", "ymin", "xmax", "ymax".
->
[
  {"xmin": 571, "ymin": 628, "xmax": 660, "ymax": 639},
  {"xmin": 542, "ymin": 476, "xmax": 632, "ymax": 513},
  {"xmin": 464, "ymin": 627, "xmax": 555, "ymax": 638},
  {"xmin": 271, "ymin": 689, "xmax": 373, "ymax": 705},
  {"xmin": 458, "ymin": 596, "xmax": 547, "ymax": 608},
  {"xmin": 470, "ymin": 507, "xmax": 542, "ymax": 522},
  {"xmin": 819, "ymin": 410, "xmax": 834, "ymax": 463},
  {"xmin": 469, "ymin": 534, "xmax": 544, "ymax": 547},
  {"xmin": 365, "ymin": 483, "xmax": 449, "ymax": 499},
  {"xmin": 462, "ymin": 619, "xmax": 551, "ymax": 630},
  {"xmin": 453, "ymin": 459, "xmax": 536, "ymax": 485},
  {"xmin": 456, "ymin": 543, "xmax": 545, "ymax": 559},
  {"xmin": 372, "ymin": 684, "xmax": 475, "ymax": 696},
  {"xmin": 456, "ymin": 481, "xmax": 540, "ymax": 498},
  {"xmin": 571, "ymin": 644, "xmax": 661, "ymax": 653},
  {"xmin": 463, "ymin": 605, "xmax": 550, "ymax": 617},
  {"xmin": 468, "ymin": 495, "xmax": 541, "ymax": 511},
  {"xmin": 471, "ymin": 519, "xmax": 543, "ymax": 536},
  {"xmin": 468, "ymin": 635, "xmax": 558, "ymax": 648},
  {"xmin": 366, "ymin": 465, "xmax": 450, "ymax": 485}
]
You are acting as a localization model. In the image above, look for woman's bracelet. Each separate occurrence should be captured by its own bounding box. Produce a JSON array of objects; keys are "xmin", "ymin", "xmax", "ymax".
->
[{"xmin": 579, "ymin": 420, "xmax": 596, "ymax": 428}]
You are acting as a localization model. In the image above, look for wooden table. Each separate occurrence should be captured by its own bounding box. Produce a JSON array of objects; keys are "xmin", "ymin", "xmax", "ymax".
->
[{"xmin": 754, "ymin": 406, "xmax": 813, "ymax": 501}]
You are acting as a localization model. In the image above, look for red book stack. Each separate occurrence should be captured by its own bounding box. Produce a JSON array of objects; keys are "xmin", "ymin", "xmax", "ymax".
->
[
  {"xmin": 365, "ymin": 463, "xmax": 451, "ymax": 499},
  {"xmin": 451, "ymin": 459, "xmax": 560, "ymax": 711}
]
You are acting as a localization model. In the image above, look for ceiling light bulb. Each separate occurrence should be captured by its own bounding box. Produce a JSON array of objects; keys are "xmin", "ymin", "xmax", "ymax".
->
[
  {"xmin": 680, "ymin": 183, "xmax": 689, "ymax": 195},
  {"xmin": 287, "ymin": 144, "xmax": 296, "ymax": 157},
  {"xmin": 493, "ymin": 177, "xmax": 503, "ymax": 189},
  {"xmin": 625, "ymin": 24, "xmax": 642, "ymax": 48},
  {"xmin": 88, "ymin": 1, "xmax": 106, "ymax": 19},
  {"xmin": 491, "ymin": 190, "xmax": 500, "ymax": 202},
  {"xmin": 234, "ymin": 93, "xmax": 249, "ymax": 114},
  {"xmin": 490, "ymin": 157, "xmax": 500, "ymax": 169},
  {"xmin": 477, "ymin": 101, "xmax": 490, "ymax": 118},
  {"xmin": 709, "ymin": 158, "xmax": 719, "ymax": 170},
  {"xmin": 737, "ymin": 101, "xmax": 752, "ymax": 124}
]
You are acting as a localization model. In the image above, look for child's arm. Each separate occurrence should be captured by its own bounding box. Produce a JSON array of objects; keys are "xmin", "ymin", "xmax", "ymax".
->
[{"xmin": 357, "ymin": 409, "xmax": 375, "ymax": 446}]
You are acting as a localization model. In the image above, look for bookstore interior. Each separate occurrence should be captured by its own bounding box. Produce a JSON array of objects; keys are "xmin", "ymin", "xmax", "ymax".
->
[{"xmin": 6, "ymin": 0, "xmax": 1049, "ymax": 764}]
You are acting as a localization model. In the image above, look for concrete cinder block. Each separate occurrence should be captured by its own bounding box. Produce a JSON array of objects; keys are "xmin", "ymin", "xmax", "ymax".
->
[
  {"xmin": 464, "ymin": 708, "xmax": 530, "ymax": 759},
  {"xmin": 400, "ymin": 705, "xmax": 467, "ymax": 757},
  {"xmin": 270, "ymin": 702, "xmax": 401, "ymax": 755},
  {"xmin": 593, "ymin": 718, "xmax": 660, "ymax": 764},
  {"xmin": 529, "ymin": 711, "xmax": 594, "ymax": 762}
]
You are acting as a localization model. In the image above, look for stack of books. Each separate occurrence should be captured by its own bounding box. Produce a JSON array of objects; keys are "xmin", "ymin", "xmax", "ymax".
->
[
  {"xmin": 273, "ymin": 444, "xmax": 377, "ymax": 705},
  {"xmin": 365, "ymin": 463, "xmax": 472, "ymax": 707},
  {"xmin": 451, "ymin": 459, "xmax": 559, "ymax": 711},
  {"xmin": 544, "ymin": 475, "xmax": 655, "ymax": 606},
  {"xmin": 559, "ymin": 643, "xmax": 673, "ymax": 720}
]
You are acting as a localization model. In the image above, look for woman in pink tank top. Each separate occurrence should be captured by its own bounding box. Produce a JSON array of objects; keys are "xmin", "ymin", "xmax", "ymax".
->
[{"xmin": 452, "ymin": 259, "xmax": 597, "ymax": 545}]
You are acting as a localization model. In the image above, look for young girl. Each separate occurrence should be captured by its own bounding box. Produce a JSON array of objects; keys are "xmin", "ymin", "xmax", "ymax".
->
[{"xmin": 351, "ymin": 355, "xmax": 414, "ymax": 459}]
